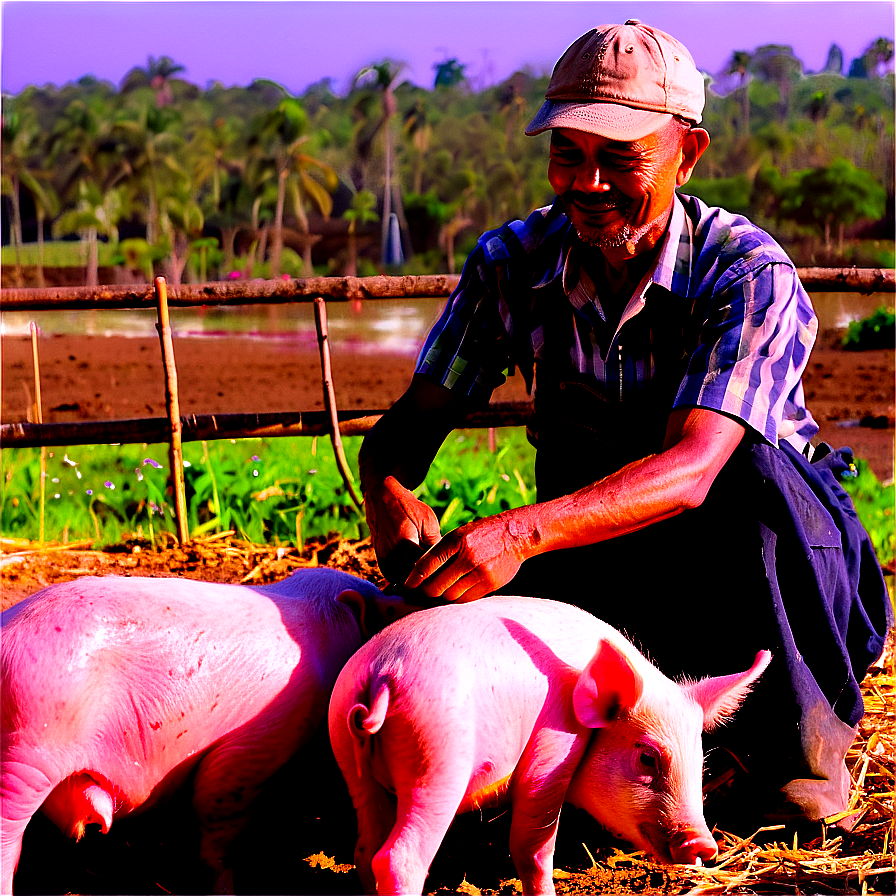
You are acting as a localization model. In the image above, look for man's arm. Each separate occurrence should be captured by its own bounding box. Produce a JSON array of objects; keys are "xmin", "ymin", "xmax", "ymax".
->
[
  {"xmin": 404, "ymin": 407, "xmax": 745, "ymax": 602},
  {"xmin": 359, "ymin": 375, "xmax": 474, "ymax": 583}
]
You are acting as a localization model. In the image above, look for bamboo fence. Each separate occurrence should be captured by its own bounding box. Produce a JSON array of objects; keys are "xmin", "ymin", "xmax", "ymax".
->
[{"xmin": 2, "ymin": 271, "xmax": 893, "ymax": 543}]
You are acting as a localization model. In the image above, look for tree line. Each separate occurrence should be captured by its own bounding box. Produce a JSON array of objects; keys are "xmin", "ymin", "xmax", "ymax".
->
[{"xmin": 2, "ymin": 39, "xmax": 893, "ymax": 288}]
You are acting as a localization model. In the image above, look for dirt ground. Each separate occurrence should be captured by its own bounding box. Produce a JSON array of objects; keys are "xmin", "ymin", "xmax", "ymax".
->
[
  {"xmin": 1, "ymin": 327, "xmax": 894, "ymax": 481},
  {"xmin": 2, "ymin": 536, "xmax": 893, "ymax": 896}
]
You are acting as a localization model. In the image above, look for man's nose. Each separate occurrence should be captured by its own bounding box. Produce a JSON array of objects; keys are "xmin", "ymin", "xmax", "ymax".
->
[{"xmin": 575, "ymin": 166, "xmax": 610, "ymax": 193}]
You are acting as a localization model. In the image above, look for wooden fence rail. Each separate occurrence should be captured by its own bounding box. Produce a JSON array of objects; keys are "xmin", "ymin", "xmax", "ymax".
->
[
  {"xmin": 1, "ymin": 267, "xmax": 893, "ymax": 312},
  {"xmin": 0, "ymin": 275, "xmax": 463, "ymax": 311},
  {"xmin": 0, "ymin": 403, "xmax": 536, "ymax": 450}
]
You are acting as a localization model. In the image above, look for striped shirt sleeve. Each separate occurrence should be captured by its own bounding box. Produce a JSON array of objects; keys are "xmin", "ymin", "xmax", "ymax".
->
[
  {"xmin": 674, "ymin": 258, "xmax": 817, "ymax": 446},
  {"xmin": 415, "ymin": 208, "xmax": 556, "ymax": 403}
]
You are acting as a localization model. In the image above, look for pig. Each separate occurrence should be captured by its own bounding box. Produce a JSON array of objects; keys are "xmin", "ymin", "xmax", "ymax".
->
[
  {"xmin": 328, "ymin": 595, "xmax": 771, "ymax": 895},
  {"xmin": 1, "ymin": 567, "xmax": 410, "ymax": 895}
]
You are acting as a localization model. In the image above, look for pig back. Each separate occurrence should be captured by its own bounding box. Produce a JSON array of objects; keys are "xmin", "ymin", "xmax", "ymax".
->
[
  {"xmin": 333, "ymin": 597, "xmax": 614, "ymax": 755},
  {"xmin": 2, "ymin": 577, "xmax": 317, "ymax": 787}
]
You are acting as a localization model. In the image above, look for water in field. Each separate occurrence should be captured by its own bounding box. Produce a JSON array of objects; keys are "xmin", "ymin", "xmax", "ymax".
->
[
  {"xmin": 0, "ymin": 297, "xmax": 447, "ymax": 357},
  {"xmin": 0, "ymin": 292, "xmax": 889, "ymax": 353}
]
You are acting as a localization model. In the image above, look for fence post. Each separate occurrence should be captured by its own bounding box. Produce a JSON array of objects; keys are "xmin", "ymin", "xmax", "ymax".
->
[
  {"xmin": 29, "ymin": 322, "xmax": 46, "ymax": 545},
  {"xmin": 154, "ymin": 277, "xmax": 190, "ymax": 545},
  {"xmin": 313, "ymin": 296, "xmax": 363, "ymax": 513}
]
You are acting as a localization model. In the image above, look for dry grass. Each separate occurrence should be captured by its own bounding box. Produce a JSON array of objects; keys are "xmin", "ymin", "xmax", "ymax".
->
[{"xmin": 1, "ymin": 535, "xmax": 893, "ymax": 895}]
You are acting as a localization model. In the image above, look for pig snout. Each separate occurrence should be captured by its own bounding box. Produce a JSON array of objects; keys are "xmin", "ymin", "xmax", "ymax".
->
[
  {"xmin": 670, "ymin": 828, "xmax": 719, "ymax": 865},
  {"xmin": 645, "ymin": 823, "xmax": 718, "ymax": 865}
]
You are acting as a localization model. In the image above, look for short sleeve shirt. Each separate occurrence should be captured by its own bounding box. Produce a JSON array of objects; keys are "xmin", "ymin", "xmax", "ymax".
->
[{"xmin": 415, "ymin": 193, "xmax": 819, "ymax": 453}]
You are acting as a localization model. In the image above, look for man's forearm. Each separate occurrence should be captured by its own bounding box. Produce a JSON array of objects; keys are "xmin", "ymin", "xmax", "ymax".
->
[
  {"xmin": 358, "ymin": 415, "xmax": 429, "ymax": 497},
  {"xmin": 507, "ymin": 409, "xmax": 746, "ymax": 560},
  {"xmin": 359, "ymin": 376, "xmax": 470, "ymax": 498}
]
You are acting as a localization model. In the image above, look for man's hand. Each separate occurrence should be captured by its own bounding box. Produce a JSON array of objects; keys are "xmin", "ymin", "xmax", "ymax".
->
[
  {"xmin": 404, "ymin": 509, "xmax": 535, "ymax": 603},
  {"xmin": 398, "ymin": 408, "xmax": 746, "ymax": 602},
  {"xmin": 365, "ymin": 476, "xmax": 442, "ymax": 585}
]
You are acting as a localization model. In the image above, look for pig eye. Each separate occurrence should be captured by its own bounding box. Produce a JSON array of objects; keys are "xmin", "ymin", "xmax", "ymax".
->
[{"xmin": 633, "ymin": 745, "xmax": 661, "ymax": 782}]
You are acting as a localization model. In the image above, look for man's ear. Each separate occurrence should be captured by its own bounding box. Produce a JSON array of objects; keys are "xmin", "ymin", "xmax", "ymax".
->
[{"xmin": 677, "ymin": 127, "xmax": 710, "ymax": 187}]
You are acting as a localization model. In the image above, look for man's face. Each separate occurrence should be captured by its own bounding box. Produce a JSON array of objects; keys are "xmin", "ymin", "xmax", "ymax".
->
[{"xmin": 548, "ymin": 125, "xmax": 685, "ymax": 255}]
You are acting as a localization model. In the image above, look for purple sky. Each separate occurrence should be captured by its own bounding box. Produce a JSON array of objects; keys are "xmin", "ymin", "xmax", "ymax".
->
[{"xmin": 2, "ymin": 1, "xmax": 894, "ymax": 96}]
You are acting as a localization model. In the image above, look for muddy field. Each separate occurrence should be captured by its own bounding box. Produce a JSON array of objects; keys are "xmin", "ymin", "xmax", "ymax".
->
[{"xmin": 1, "ymin": 329, "xmax": 893, "ymax": 481}]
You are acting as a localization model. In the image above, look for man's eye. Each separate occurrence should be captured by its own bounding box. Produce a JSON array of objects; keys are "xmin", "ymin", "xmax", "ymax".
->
[
  {"xmin": 603, "ymin": 155, "xmax": 638, "ymax": 170},
  {"xmin": 550, "ymin": 147, "xmax": 581, "ymax": 164}
]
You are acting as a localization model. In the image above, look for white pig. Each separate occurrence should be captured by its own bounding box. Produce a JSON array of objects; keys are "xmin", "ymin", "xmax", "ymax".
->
[
  {"xmin": 328, "ymin": 595, "xmax": 771, "ymax": 895},
  {"xmin": 1, "ymin": 568, "xmax": 409, "ymax": 895}
]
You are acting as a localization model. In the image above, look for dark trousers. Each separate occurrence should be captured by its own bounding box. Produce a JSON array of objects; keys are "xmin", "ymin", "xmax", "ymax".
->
[{"xmin": 507, "ymin": 441, "xmax": 892, "ymax": 828}]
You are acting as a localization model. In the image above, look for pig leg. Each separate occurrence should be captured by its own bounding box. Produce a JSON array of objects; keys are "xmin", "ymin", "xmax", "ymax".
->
[
  {"xmin": 329, "ymin": 712, "xmax": 399, "ymax": 894},
  {"xmin": 343, "ymin": 770, "xmax": 397, "ymax": 894},
  {"xmin": 507, "ymin": 728, "xmax": 585, "ymax": 896},
  {"xmin": 1, "ymin": 759, "xmax": 60, "ymax": 895},
  {"xmin": 190, "ymin": 731, "xmax": 306, "ymax": 895},
  {"xmin": 372, "ymin": 778, "xmax": 470, "ymax": 896}
]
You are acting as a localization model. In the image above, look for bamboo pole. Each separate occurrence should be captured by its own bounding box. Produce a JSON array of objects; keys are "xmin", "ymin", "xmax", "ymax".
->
[
  {"xmin": 0, "ymin": 402, "xmax": 535, "ymax": 449},
  {"xmin": 1, "ymin": 268, "xmax": 892, "ymax": 311},
  {"xmin": 314, "ymin": 296, "xmax": 363, "ymax": 512},
  {"xmin": 154, "ymin": 277, "xmax": 189, "ymax": 545},
  {"xmin": 30, "ymin": 322, "xmax": 46, "ymax": 545}
]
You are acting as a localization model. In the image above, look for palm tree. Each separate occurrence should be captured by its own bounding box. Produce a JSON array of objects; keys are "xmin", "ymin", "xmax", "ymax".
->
[
  {"xmin": 342, "ymin": 189, "xmax": 378, "ymax": 276},
  {"xmin": 30, "ymin": 179, "xmax": 60, "ymax": 288},
  {"xmin": 158, "ymin": 177, "xmax": 204, "ymax": 287},
  {"xmin": 248, "ymin": 95, "xmax": 338, "ymax": 276},
  {"xmin": 353, "ymin": 60, "xmax": 406, "ymax": 262},
  {"xmin": 121, "ymin": 55, "xmax": 187, "ymax": 107},
  {"xmin": 1, "ymin": 108, "xmax": 48, "ymax": 279},
  {"xmin": 191, "ymin": 117, "xmax": 242, "ymax": 212},
  {"xmin": 41, "ymin": 96, "xmax": 147, "ymax": 286},
  {"xmin": 113, "ymin": 103, "xmax": 187, "ymax": 246},
  {"xmin": 724, "ymin": 50, "xmax": 753, "ymax": 135},
  {"xmin": 402, "ymin": 98, "xmax": 432, "ymax": 195},
  {"xmin": 433, "ymin": 58, "xmax": 467, "ymax": 90},
  {"xmin": 54, "ymin": 181, "xmax": 128, "ymax": 287},
  {"xmin": 749, "ymin": 45, "xmax": 802, "ymax": 121}
]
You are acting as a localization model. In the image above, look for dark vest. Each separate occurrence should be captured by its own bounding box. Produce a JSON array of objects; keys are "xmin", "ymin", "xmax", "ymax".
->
[{"xmin": 518, "ymin": 274, "xmax": 700, "ymax": 500}]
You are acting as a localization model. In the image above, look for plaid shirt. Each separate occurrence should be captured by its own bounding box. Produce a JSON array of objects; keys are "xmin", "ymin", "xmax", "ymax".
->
[{"xmin": 416, "ymin": 193, "xmax": 819, "ymax": 452}]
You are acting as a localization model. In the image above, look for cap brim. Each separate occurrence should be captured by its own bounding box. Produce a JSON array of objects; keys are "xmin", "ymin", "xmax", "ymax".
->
[{"xmin": 525, "ymin": 100, "xmax": 672, "ymax": 141}]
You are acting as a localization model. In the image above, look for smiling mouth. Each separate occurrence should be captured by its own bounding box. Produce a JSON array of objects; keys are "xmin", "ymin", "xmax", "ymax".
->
[{"xmin": 564, "ymin": 192, "xmax": 631, "ymax": 219}]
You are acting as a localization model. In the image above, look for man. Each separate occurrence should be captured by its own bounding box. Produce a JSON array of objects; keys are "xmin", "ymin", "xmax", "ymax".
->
[{"xmin": 359, "ymin": 21, "xmax": 891, "ymax": 833}]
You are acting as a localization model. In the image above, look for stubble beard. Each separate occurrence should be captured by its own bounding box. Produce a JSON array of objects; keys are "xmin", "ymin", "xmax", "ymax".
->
[{"xmin": 561, "ymin": 191, "xmax": 666, "ymax": 252}]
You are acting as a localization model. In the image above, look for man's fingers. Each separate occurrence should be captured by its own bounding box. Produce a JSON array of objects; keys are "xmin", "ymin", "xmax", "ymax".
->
[
  {"xmin": 405, "ymin": 537, "xmax": 463, "ymax": 592},
  {"xmin": 441, "ymin": 571, "xmax": 492, "ymax": 604}
]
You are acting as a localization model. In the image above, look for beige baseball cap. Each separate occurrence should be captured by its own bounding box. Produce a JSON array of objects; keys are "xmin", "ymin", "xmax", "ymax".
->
[{"xmin": 525, "ymin": 20, "xmax": 705, "ymax": 140}]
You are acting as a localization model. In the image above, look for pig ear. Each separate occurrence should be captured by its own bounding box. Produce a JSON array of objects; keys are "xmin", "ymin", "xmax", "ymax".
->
[
  {"xmin": 337, "ymin": 590, "xmax": 369, "ymax": 639},
  {"xmin": 686, "ymin": 650, "xmax": 772, "ymax": 732},
  {"xmin": 573, "ymin": 639, "xmax": 644, "ymax": 729}
]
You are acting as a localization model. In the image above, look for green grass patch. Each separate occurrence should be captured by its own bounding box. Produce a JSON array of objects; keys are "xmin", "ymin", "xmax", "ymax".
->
[
  {"xmin": 2, "ymin": 240, "xmax": 119, "ymax": 269},
  {"xmin": 0, "ymin": 429, "xmax": 537, "ymax": 549},
  {"xmin": 841, "ymin": 459, "xmax": 895, "ymax": 570},
  {"xmin": 842, "ymin": 305, "xmax": 895, "ymax": 351},
  {"xmin": 2, "ymin": 431, "xmax": 891, "ymax": 575}
]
